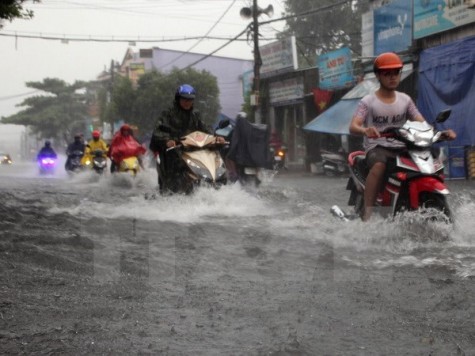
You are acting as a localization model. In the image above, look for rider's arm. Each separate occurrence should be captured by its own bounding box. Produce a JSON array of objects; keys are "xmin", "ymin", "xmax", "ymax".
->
[
  {"xmin": 350, "ymin": 116, "xmax": 380, "ymax": 138},
  {"xmin": 349, "ymin": 100, "xmax": 380, "ymax": 138}
]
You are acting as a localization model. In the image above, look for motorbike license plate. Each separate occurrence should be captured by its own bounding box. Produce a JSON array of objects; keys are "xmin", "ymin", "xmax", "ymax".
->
[
  {"xmin": 244, "ymin": 167, "xmax": 257, "ymax": 175},
  {"xmin": 274, "ymin": 156, "xmax": 282, "ymax": 161}
]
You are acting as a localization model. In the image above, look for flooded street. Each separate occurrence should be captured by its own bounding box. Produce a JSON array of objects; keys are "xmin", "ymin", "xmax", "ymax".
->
[{"xmin": 1, "ymin": 161, "xmax": 475, "ymax": 355}]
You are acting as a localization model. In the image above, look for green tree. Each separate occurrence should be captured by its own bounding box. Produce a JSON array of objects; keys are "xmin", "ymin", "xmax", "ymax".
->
[
  {"xmin": 0, "ymin": 0, "xmax": 39, "ymax": 27},
  {"xmin": 101, "ymin": 75, "xmax": 136, "ymax": 128},
  {"xmin": 1, "ymin": 78, "xmax": 90, "ymax": 142},
  {"xmin": 280, "ymin": 0, "xmax": 369, "ymax": 68},
  {"xmin": 116, "ymin": 67, "xmax": 220, "ymax": 135}
]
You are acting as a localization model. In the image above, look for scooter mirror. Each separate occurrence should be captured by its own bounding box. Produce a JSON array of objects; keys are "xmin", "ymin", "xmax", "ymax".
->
[{"xmin": 435, "ymin": 109, "xmax": 451, "ymax": 123}]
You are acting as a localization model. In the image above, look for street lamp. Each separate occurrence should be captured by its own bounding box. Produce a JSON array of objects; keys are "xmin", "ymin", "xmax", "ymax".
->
[{"xmin": 240, "ymin": 1, "xmax": 273, "ymax": 124}]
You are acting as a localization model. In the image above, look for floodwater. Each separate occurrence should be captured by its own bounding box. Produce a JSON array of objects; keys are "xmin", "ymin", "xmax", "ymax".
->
[{"xmin": 1, "ymin": 159, "xmax": 474, "ymax": 355}]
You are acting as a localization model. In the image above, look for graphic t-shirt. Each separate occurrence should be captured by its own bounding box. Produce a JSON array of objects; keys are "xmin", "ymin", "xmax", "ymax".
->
[{"xmin": 354, "ymin": 91, "xmax": 422, "ymax": 152}]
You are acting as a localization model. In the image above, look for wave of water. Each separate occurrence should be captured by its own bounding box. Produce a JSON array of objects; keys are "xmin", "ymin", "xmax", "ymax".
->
[{"xmin": 46, "ymin": 168, "xmax": 475, "ymax": 279}]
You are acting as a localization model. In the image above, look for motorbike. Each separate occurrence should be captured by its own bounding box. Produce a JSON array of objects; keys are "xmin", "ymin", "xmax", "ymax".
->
[
  {"xmin": 117, "ymin": 156, "xmax": 141, "ymax": 177},
  {"xmin": 83, "ymin": 149, "xmax": 107, "ymax": 174},
  {"xmin": 333, "ymin": 109, "xmax": 453, "ymax": 222},
  {"xmin": 270, "ymin": 146, "xmax": 287, "ymax": 172},
  {"xmin": 215, "ymin": 118, "xmax": 271, "ymax": 186},
  {"xmin": 1, "ymin": 153, "xmax": 12, "ymax": 165},
  {"xmin": 66, "ymin": 150, "xmax": 84, "ymax": 174},
  {"xmin": 159, "ymin": 126, "xmax": 227, "ymax": 194},
  {"xmin": 37, "ymin": 155, "xmax": 57, "ymax": 175},
  {"xmin": 320, "ymin": 149, "xmax": 347, "ymax": 176}
]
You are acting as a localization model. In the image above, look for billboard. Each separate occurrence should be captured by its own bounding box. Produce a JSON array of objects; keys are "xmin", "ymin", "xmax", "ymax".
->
[
  {"xmin": 374, "ymin": 0, "xmax": 413, "ymax": 55},
  {"xmin": 317, "ymin": 47, "xmax": 355, "ymax": 90},
  {"xmin": 414, "ymin": 0, "xmax": 475, "ymax": 39}
]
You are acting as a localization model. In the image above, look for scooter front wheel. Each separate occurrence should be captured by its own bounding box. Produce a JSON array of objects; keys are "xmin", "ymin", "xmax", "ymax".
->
[{"xmin": 419, "ymin": 192, "xmax": 452, "ymax": 223}]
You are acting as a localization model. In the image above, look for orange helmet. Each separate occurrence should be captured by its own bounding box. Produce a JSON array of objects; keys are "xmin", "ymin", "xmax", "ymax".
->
[
  {"xmin": 92, "ymin": 130, "xmax": 100, "ymax": 139},
  {"xmin": 373, "ymin": 52, "xmax": 403, "ymax": 73}
]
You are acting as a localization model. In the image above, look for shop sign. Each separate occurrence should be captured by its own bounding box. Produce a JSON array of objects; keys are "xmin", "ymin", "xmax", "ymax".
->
[
  {"xmin": 317, "ymin": 47, "xmax": 355, "ymax": 90},
  {"xmin": 269, "ymin": 77, "xmax": 304, "ymax": 104},
  {"xmin": 260, "ymin": 36, "xmax": 298, "ymax": 75}
]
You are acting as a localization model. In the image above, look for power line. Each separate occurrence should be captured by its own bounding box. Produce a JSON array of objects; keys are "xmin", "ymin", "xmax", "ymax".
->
[
  {"xmin": 0, "ymin": 90, "xmax": 40, "ymax": 101},
  {"xmin": 182, "ymin": 0, "xmax": 355, "ymax": 70},
  {"xmin": 0, "ymin": 32, "xmax": 260, "ymax": 43},
  {"xmin": 158, "ymin": 0, "xmax": 238, "ymax": 69}
]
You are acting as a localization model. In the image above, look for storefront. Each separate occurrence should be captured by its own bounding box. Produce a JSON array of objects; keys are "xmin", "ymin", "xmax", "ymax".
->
[{"xmin": 266, "ymin": 75, "xmax": 307, "ymax": 166}]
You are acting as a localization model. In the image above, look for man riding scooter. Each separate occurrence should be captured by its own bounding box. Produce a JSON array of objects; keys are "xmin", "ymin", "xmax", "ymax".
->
[{"xmin": 149, "ymin": 84, "xmax": 225, "ymax": 193}]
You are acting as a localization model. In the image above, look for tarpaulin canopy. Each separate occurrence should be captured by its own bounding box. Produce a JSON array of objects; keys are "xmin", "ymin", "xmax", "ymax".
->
[
  {"xmin": 417, "ymin": 35, "xmax": 475, "ymax": 147},
  {"xmin": 304, "ymin": 65, "xmax": 413, "ymax": 135}
]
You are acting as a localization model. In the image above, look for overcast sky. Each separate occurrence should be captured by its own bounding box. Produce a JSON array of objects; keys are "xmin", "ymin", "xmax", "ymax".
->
[{"xmin": 0, "ymin": 0, "xmax": 286, "ymax": 119}]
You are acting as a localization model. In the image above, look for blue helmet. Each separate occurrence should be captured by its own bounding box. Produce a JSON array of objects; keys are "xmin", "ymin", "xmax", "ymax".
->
[{"xmin": 176, "ymin": 84, "xmax": 196, "ymax": 100}]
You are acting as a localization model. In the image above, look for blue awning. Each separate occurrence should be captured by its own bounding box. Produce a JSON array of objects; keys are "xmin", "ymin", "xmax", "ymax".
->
[
  {"xmin": 304, "ymin": 65, "xmax": 412, "ymax": 135},
  {"xmin": 303, "ymin": 98, "xmax": 360, "ymax": 135}
]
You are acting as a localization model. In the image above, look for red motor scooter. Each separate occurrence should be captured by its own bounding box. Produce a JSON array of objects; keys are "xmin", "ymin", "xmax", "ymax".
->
[{"xmin": 332, "ymin": 109, "xmax": 453, "ymax": 222}]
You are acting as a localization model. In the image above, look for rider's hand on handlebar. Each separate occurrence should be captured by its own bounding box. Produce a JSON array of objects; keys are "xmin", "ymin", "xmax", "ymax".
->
[
  {"xmin": 363, "ymin": 127, "xmax": 380, "ymax": 138},
  {"xmin": 215, "ymin": 136, "xmax": 225, "ymax": 144},
  {"xmin": 166, "ymin": 140, "xmax": 176, "ymax": 148},
  {"xmin": 440, "ymin": 129, "xmax": 457, "ymax": 141}
]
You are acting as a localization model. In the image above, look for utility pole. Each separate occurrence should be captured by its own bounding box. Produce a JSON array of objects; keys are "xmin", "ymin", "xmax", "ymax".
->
[
  {"xmin": 240, "ymin": 1, "xmax": 273, "ymax": 124},
  {"xmin": 252, "ymin": 0, "xmax": 262, "ymax": 124}
]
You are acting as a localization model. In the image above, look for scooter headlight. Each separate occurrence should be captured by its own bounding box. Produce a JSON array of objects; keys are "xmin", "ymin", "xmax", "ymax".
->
[
  {"xmin": 398, "ymin": 128, "xmax": 415, "ymax": 143},
  {"xmin": 411, "ymin": 129, "xmax": 433, "ymax": 147},
  {"xmin": 186, "ymin": 159, "xmax": 211, "ymax": 179}
]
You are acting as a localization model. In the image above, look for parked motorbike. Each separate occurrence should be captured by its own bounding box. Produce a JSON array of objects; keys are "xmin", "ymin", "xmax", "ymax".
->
[
  {"xmin": 83, "ymin": 149, "xmax": 107, "ymax": 174},
  {"xmin": 66, "ymin": 150, "xmax": 84, "ymax": 174},
  {"xmin": 37, "ymin": 156, "xmax": 57, "ymax": 175},
  {"xmin": 321, "ymin": 149, "xmax": 347, "ymax": 176},
  {"xmin": 334, "ymin": 109, "xmax": 453, "ymax": 222}
]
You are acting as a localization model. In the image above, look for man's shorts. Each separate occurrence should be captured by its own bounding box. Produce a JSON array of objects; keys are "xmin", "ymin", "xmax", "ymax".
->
[{"xmin": 366, "ymin": 146, "xmax": 400, "ymax": 169}]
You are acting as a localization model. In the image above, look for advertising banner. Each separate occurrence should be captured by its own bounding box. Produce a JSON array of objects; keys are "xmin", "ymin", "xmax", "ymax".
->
[
  {"xmin": 317, "ymin": 47, "xmax": 355, "ymax": 90},
  {"xmin": 373, "ymin": 0, "xmax": 412, "ymax": 55},
  {"xmin": 414, "ymin": 0, "xmax": 475, "ymax": 39}
]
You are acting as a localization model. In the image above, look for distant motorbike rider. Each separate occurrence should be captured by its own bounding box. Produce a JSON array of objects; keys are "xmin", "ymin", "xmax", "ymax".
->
[
  {"xmin": 65, "ymin": 133, "xmax": 85, "ymax": 171},
  {"xmin": 85, "ymin": 130, "xmax": 109, "ymax": 158},
  {"xmin": 37, "ymin": 140, "xmax": 57, "ymax": 160},
  {"xmin": 108, "ymin": 124, "xmax": 145, "ymax": 173},
  {"xmin": 149, "ymin": 84, "xmax": 224, "ymax": 191}
]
